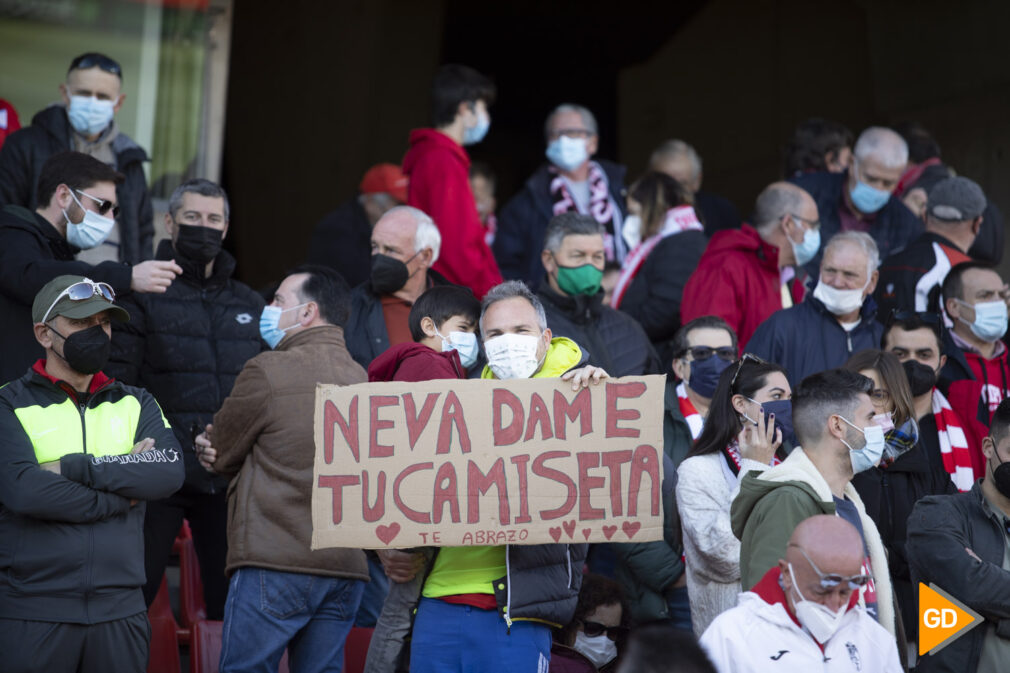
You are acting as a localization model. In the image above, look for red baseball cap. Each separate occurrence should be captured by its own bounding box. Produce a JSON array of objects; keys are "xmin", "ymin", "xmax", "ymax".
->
[{"xmin": 360, "ymin": 163, "xmax": 408, "ymax": 203}]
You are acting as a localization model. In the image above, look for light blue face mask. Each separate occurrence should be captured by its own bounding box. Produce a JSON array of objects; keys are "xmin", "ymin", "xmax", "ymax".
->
[
  {"xmin": 462, "ymin": 109, "xmax": 490, "ymax": 146},
  {"xmin": 790, "ymin": 221, "xmax": 821, "ymax": 267},
  {"xmin": 848, "ymin": 163, "xmax": 891, "ymax": 214},
  {"xmin": 259, "ymin": 303, "xmax": 307, "ymax": 349},
  {"xmin": 546, "ymin": 135, "xmax": 588, "ymax": 172},
  {"xmin": 438, "ymin": 329, "xmax": 480, "ymax": 369},
  {"xmin": 958, "ymin": 299, "xmax": 1009, "ymax": 342},
  {"xmin": 67, "ymin": 95, "xmax": 115, "ymax": 136}
]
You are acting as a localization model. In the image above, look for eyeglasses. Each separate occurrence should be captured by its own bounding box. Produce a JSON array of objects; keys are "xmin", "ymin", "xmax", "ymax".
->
[
  {"xmin": 680, "ymin": 346, "xmax": 737, "ymax": 362},
  {"xmin": 41, "ymin": 278, "xmax": 116, "ymax": 324},
  {"xmin": 68, "ymin": 53, "xmax": 122, "ymax": 78},
  {"xmin": 790, "ymin": 544, "xmax": 871, "ymax": 591},
  {"xmin": 869, "ymin": 388, "xmax": 891, "ymax": 404},
  {"xmin": 551, "ymin": 128, "xmax": 593, "ymax": 140},
  {"xmin": 787, "ymin": 213, "xmax": 821, "ymax": 230},
  {"xmin": 729, "ymin": 353, "xmax": 768, "ymax": 390},
  {"xmin": 76, "ymin": 189, "xmax": 120, "ymax": 218},
  {"xmin": 580, "ymin": 620, "xmax": 628, "ymax": 641}
]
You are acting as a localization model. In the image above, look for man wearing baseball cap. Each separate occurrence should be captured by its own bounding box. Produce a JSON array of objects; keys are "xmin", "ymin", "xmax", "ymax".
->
[
  {"xmin": 0, "ymin": 275, "xmax": 184, "ymax": 673},
  {"xmin": 306, "ymin": 162, "xmax": 409, "ymax": 286},
  {"xmin": 875, "ymin": 175, "xmax": 987, "ymax": 316}
]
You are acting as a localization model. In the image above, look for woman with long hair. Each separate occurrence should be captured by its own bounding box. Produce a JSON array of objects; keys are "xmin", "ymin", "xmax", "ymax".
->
[{"xmin": 675, "ymin": 355, "xmax": 791, "ymax": 635}]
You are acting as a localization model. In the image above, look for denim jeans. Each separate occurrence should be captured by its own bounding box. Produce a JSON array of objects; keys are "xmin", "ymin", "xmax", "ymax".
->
[
  {"xmin": 219, "ymin": 567, "xmax": 365, "ymax": 673},
  {"xmin": 354, "ymin": 553, "xmax": 390, "ymax": 627},
  {"xmin": 409, "ymin": 597, "xmax": 551, "ymax": 673}
]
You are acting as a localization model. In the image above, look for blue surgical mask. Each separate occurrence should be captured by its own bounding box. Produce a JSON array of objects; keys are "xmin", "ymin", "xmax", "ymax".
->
[
  {"xmin": 67, "ymin": 95, "xmax": 115, "ymax": 136},
  {"xmin": 687, "ymin": 356, "xmax": 732, "ymax": 399},
  {"xmin": 63, "ymin": 190, "xmax": 115, "ymax": 249},
  {"xmin": 259, "ymin": 303, "xmax": 307, "ymax": 349},
  {"xmin": 790, "ymin": 223, "xmax": 821, "ymax": 267},
  {"xmin": 848, "ymin": 164, "xmax": 891, "ymax": 214},
  {"xmin": 438, "ymin": 329, "xmax": 479, "ymax": 369},
  {"xmin": 839, "ymin": 415, "xmax": 886, "ymax": 473},
  {"xmin": 462, "ymin": 109, "xmax": 490, "ymax": 146},
  {"xmin": 546, "ymin": 135, "xmax": 589, "ymax": 172},
  {"xmin": 958, "ymin": 299, "xmax": 1009, "ymax": 342}
]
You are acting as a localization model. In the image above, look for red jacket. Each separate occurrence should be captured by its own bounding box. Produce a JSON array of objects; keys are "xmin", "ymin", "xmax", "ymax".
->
[
  {"xmin": 402, "ymin": 129, "xmax": 502, "ymax": 299},
  {"xmin": 681, "ymin": 225, "xmax": 802, "ymax": 349},
  {"xmin": 946, "ymin": 348, "xmax": 1009, "ymax": 479},
  {"xmin": 367, "ymin": 341, "xmax": 465, "ymax": 383}
]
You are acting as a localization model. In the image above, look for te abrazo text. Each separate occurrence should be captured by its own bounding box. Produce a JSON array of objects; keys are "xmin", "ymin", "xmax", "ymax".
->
[{"xmin": 311, "ymin": 375, "xmax": 666, "ymax": 549}]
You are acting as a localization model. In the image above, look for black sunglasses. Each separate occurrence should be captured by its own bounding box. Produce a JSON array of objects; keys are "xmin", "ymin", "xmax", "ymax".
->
[
  {"xmin": 729, "ymin": 353, "xmax": 768, "ymax": 389},
  {"xmin": 76, "ymin": 189, "xmax": 120, "ymax": 218},
  {"xmin": 888, "ymin": 309, "xmax": 941, "ymax": 326},
  {"xmin": 580, "ymin": 620, "xmax": 628, "ymax": 641},
  {"xmin": 69, "ymin": 53, "xmax": 122, "ymax": 78},
  {"xmin": 680, "ymin": 346, "xmax": 737, "ymax": 362}
]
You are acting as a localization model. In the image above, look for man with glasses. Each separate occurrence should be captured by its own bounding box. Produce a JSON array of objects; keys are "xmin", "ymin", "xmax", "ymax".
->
[
  {"xmin": 0, "ymin": 151, "xmax": 181, "ymax": 384},
  {"xmin": 0, "ymin": 52, "xmax": 154, "ymax": 265},
  {"xmin": 732, "ymin": 369, "xmax": 898, "ymax": 639},
  {"xmin": 702, "ymin": 515, "xmax": 902, "ymax": 672},
  {"xmin": 790, "ymin": 126, "xmax": 922, "ymax": 277},
  {"xmin": 682, "ymin": 182, "xmax": 820, "ymax": 350},
  {"xmin": 747, "ymin": 231, "xmax": 884, "ymax": 387},
  {"xmin": 0, "ymin": 275, "xmax": 184, "ymax": 673},
  {"xmin": 908, "ymin": 398, "xmax": 1010, "ymax": 673},
  {"xmin": 495, "ymin": 103, "xmax": 627, "ymax": 289},
  {"xmin": 876, "ymin": 176, "xmax": 986, "ymax": 317}
]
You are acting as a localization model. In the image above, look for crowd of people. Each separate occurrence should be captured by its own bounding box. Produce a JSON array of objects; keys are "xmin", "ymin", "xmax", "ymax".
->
[{"xmin": 0, "ymin": 54, "xmax": 1008, "ymax": 673}]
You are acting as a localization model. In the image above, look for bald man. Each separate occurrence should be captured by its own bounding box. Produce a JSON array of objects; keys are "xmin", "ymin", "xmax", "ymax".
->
[
  {"xmin": 701, "ymin": 515, "xmax": 902, "ymax": 673},
  {"xmin": 791, "ymin": 127, "xmax": 923, "ymax": 276},
  {"xmin": 681, "ymin": 181, "xmax": 819, "ymax": 349}
]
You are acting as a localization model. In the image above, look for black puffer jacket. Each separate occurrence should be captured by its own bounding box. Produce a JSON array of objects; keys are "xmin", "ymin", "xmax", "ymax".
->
[
  {"xmin": 538, "ymin": 281, "xmax": 661, "ymax": 377},
  {"xmin": 106, "ymin": 240, "xmax": 265, "ymax": 494},
  {"xmin": 494, "ymin": 543, "xmax": 588, "ymax": 626},
  {"xmin": 0, "ymin": 105, "xmax": 153, "ymax": 263},
  {"xmin": 0, "ymin": 204, "xmax": 132, "ymax": 384}
]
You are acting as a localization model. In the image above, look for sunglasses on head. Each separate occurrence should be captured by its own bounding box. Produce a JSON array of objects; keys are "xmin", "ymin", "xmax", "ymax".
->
[
  {"xmin": 69, "ymin": 53, "xmax": 122, "ymax": 78},
  {"xmin": 729, "ymin": 353, "xmax": 768, "ymax": 389},
  {"xmin": 888, "ymin": 309, "xmax": 941, "ymax": 326},
  {"xmin": 680, "ymin": 346, "xmax": 737, "ymax": 362},
  {"xmin": 580, "ymin": 620, "xmax": 628, "ymax": 641},
  {"xmin": 791, "ymin": 544, "xmax": 871, "ymax": 591},
  {"xmin": 76, "ymin": 189, "xmax": 120, "ymax": 218},
  {"xmin": 41, "ymin": 279, "xmax": 116, "ymax": 324}
]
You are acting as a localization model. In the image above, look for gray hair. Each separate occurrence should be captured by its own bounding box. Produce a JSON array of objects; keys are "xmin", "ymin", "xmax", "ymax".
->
[
  {"xmin": 543, "ymin": 213, "xmax": 605, "ymax": 254},
  {"xmin": 649, "ymin": 139, "xmax": 702, "ymax": 183},
  {"xmin": 479, "ymin": 280, "xmax": 548, "ymax": 340},
  {"xmin": 823, "ymin": 231, "xmax": 880, "ymax": 278},
  {"xmin": 168, "ymin": 178, "xmax": 230, "ymax": 220},
  {"xmin": 382, "ymin": 205, "xmax": 442, "ymax": 264},
  {"xmin": 853, "ymin": 127, "xmax": 909, "ymax": 169},
  {"xmin": 544, "ymin": 103, "xmax": 598, "ymax": 141},
  {"xmin": 753, "ymin": 182, "xmax": 810, "ymax": 231}
]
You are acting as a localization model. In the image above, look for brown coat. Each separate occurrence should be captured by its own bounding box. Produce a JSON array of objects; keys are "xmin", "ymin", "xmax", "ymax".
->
[{"xmin": 214, "ymin": 325, "xmax": 369, "ymax": 580}]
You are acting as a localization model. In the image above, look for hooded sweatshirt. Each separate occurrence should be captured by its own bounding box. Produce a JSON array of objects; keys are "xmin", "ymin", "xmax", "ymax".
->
[
  {"xmin": 700, "ymin": 566, "xmax": 902, "ymax": 673},
  {"xmin": 367, "ymin": 341, "xmax": 465, "ymax": 383},
  {"xmin": 730, "ymin": 448, "xmax": 896, "ymax": 637},
  {"xmin": 402, "ymin": 129, "xmax": 502, "ymax": 299}
]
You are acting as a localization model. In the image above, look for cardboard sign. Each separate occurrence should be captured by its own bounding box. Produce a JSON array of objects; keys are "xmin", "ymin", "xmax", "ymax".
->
[{"xmin": 311, "ymin": 375, "xmax": 666, "ymax": 549}]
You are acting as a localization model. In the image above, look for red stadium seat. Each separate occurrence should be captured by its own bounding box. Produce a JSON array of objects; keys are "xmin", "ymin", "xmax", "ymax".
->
[
  {"xmin": 147, "ymin": 576, "xmax": 181, "ymax": 673},
  {"xmin": 177, "ymin": 536, "xmax": 207, "ymax": 643},
  {"xmin": 190, "ymin": 620, "xmax": 290, "ymax": 673},
  {"xmin": 343, "ymin": 627, "xmax": 374, "ymax": 673}
]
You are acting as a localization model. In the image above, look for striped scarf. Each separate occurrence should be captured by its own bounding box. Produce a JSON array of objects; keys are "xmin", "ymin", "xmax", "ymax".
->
[
  {"xmin": 933, "ymin": 388, "xmax": 973, "ymax": 492},
  {"xmin": 676, "ymin": 382, "xmax": 704, "ymax": 440}
]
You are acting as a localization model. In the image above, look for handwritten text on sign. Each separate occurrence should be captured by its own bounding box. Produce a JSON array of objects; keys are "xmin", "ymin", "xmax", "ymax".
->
[{"xmin": 311, "ymin": 375, "xmax": 665, "ymax": 549}]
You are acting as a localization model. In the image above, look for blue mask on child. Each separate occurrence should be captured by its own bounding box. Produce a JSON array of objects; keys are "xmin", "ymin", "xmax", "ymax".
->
[
  {"xmin": 438, "ymin": 330, "xmax": 480, "ymax": 369},
  {"xmin": 463, "ymin": 110, "xmax": 490, "ymax": 146}
]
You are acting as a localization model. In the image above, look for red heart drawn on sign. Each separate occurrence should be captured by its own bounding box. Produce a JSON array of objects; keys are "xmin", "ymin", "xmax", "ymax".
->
[
  {"xmin": 549, "ymin": 526, "xmax": 563, "ymax": 543},
  {"xmin": 375, "ymin": 522, "xmax": 401, "ymax": 545},
  {"xmin": 562, "ymin": 519, "xmax": 577, "ymax": 539},
  {"xmin": 622, "ymin": 521, "xmax": 641, "ymax": 539},
  {"xmin": 582, "ymin": 528, "xmax": 592, "ymax": 540},
  {"xmin": 602, "ymin": 525, "xmax": 617, "ymax": 540}
]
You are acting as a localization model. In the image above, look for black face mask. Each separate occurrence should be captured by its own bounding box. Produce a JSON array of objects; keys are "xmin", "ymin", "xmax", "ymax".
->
[
  {"xmin": 174, "ymin": 223, "xmax": 223, "ymax": 264},
  {"xmin": 902, "ymin": 359, "xmax": 938, "ymax": 397},
  {"xmin": 370, "ymin": 253, "xmax": 414, "ymax": 295},
  {"xmin": 49, "ymin": 324, "xmax": 111, "ymax": 375},
  {"xmin": 990, "ymin": 437, "xmax": 1010, "ymax": 499}
]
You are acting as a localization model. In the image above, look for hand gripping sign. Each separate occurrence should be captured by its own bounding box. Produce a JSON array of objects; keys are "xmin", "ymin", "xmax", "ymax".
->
[{"xmin": 311, "ymin": 375, "xmax": 665, "ymax": 549}]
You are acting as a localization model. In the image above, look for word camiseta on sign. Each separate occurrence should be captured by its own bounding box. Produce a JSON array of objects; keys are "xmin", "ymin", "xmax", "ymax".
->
[{"xmin": 311, "ymin": 376, "xmax": 666, "ymax": 549}]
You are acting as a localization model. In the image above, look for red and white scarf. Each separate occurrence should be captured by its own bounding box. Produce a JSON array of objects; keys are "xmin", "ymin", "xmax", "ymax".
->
[
  {"xmin": 933, "ymin": 388, "xmax": 973, "ymax": 492},
  {"xmin": 611, "ymin": 205, "xmax": 704, "ymax": 309},
  {"xmin": 550, "ymin": 162, "xmax": 623, "ymax": 261},
  {"xmin": 676, "ymin": 382, "xmax": 704, "ymax": 440},
  {"xmin": 724, "ymin": 439, "xmax": 782, "ymax": 476}
]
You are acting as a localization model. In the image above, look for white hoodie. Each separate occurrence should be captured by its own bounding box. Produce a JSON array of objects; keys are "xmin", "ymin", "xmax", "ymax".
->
[{"xmin": 700, "ymin": 577, "xmax": 902, "ymax": 673}]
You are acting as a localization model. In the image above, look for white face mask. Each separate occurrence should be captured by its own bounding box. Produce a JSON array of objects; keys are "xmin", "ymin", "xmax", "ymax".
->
[
  {"xmin": 438, "ymin": 329, "xmax": 480, "ymax": 369},
  {"xmin": 63, "ymin": 190, "xmax": 115, "ymax": 249},
  {"xmin": 812, "ymin": 278, "xmax": 867, "ymax": 316},
  {"xmin": 484, "ymin": 333, "xmax": 543, "ymax": 379},
  {"xmin": 788, "ymin": 563, "xmax": 848, "ymax": 643},
  {"xmin": 621, "ymin": 214, "xmax": 643, "ymax": 250},
  {"xmin": 573, "ymin": 631, "xmax": 618, "ymax": 669},
  {"xmin": 546, "ymin": 135, "xmax": 589, "ymax": 172}
]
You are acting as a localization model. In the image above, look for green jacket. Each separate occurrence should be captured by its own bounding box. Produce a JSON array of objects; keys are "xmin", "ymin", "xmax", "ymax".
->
[{"xmin": 730, "ymin": 447, "xmax": 896, "ymax": 636}]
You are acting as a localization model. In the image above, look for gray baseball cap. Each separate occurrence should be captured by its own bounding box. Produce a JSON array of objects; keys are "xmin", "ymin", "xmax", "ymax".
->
[{"xmin": 927, "ymin": 176, "xmax": 986, "ymax": 222}]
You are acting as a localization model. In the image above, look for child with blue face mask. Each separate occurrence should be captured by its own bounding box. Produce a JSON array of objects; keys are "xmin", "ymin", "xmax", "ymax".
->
[{"xmin": 360, "ymin": 285, "xmax": 482, "ymax": 672}]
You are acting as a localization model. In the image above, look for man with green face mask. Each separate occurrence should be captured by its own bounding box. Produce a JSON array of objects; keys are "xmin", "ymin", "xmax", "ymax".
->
[{"xmin": 537, "ymin": 212, "xmax": 660, "ymax": 378}]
